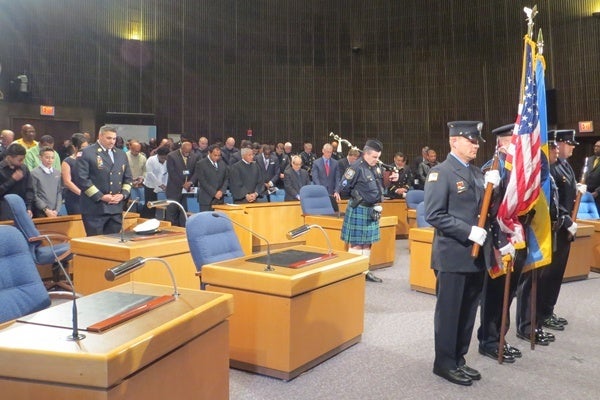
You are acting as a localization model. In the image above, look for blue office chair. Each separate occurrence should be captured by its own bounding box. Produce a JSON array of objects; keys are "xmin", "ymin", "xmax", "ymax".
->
[
  {"xmin": 577, "ymin": 192, "xmax": 599, "ymax": 220},
  {"xmin": 3, "ymin": 194, "xmax": 73, "ymax": 291},
  {"xmin": 405, "ymin": 190, "xmax": 425, "ymax": 209},
  {"xmin": 299, "ymin": 185, "xmax": 336, "ymax": 215},
  {"xmin": 186, "ymin": 211, "xmax": 245, "ymax": 289},
  {"xmin": 416, "ymin": 201, "xmax": 431, "ymax": 227},
  {"xmin": 0, "ymin": 225, "xmax": 52, "ymax": 323}
]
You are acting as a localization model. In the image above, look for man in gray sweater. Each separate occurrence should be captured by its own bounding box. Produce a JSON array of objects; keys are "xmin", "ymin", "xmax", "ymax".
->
[{"xmin": 31, "ymin": 146, "xmax": 62, "ymax": 217}]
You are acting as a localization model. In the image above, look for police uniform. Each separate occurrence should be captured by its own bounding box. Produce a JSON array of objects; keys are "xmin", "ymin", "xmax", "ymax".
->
[
  {"xmin": 75, "ymin": 142, "xmax": 132, "ymax": 236},
  {"xmin": 477, "ymin": 124, "xmax": 523, "ymax": 362},
  {"xmin": 336, "ymin": 141, "xmax": 384, "ymax": 245},
  {"xmin": 538, "ymin": 129, "xmax": 578, "ymax": 331},
  {"xmin": 425, "ymin": 121, "xmax": 490, "ymax": 386}
]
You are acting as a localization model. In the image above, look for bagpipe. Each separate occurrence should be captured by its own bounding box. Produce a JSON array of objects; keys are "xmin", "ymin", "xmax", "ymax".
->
[{"xmin": 329, "ymin": 132, "xmax": 398, "ymax": 174}]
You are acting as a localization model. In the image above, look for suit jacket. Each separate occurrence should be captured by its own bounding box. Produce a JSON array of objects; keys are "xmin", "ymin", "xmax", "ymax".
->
[
  {"xmin": 311, "ymin": 157, "xmax": 339, "ymax": 195},
  {"xmin": 75, "ymin": 143, "xmax": 132, "ymax": 216},
  {"xmin": 228, "ymin": 160, "xmax": 263, "ymax": 201},
  {"xmin": 255, "ymin": 153, "xmax": 280, "ymax": 185},
  {"xmin": 165, "ymin": 149, "xmax": 197, "ymax": 201},
  {"xmin": 585, "ymin": 156, "xmax": 600, "ymax": 195},
  {"xmin": 283, "ymin": 167, "xmax": 310, "ymax": 201},
  {"xmin": 424, "ymin": 154, "xmax": 490, "ymax": 273},
  {"xmin": 192, "ymin": 157, "xmax": 228, "ymax": 206}
]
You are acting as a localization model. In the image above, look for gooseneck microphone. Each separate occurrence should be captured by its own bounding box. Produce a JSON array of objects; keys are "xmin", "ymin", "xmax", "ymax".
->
[
  {"xmin": 42, "ymin": 235, "xmax": 85, "ymax": 341},
  {"xmin": 211, "ymin": 212, "xmax": 274, "ymax": 271},
  {"xmin": 105, "ymin": 256, "xmax": 180, "ymax": 297},
  {"xmin": 119, "ymin": 198, "xmax": 139, "ymax": 242},
  {"xmin": 286, "ymin": 224, "xmax": 333, "ymax": 255}
]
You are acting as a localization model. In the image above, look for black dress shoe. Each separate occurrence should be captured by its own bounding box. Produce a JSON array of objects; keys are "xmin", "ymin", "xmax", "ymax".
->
[
  {"xmin": 365, "ymin": 271, "xmax": 383, "ymax": 283},
  {"xmin": 553, "ymin": 313, "xmax": 568, "ymax": 325},
  {"xmin": 504, "ymin": 344, "xmax": 522, "ymax": 358},
  {"xmin": 433, "ymin": 366, "xmax": 472, "ymax": 386},
  {"xmin": 459, "ymin": 365, "xmax": 481, "ymax": 380},
  {"xmin": 538, "ymin": 329, "xmax": 555, "ymax": 342},
  {"xmin": 479, "ymin": 346, "xmax": 515, "ymax": 363},
  {"xmin": 516, "ymin": 331, "xmax": 549, "ymax": 346},
  {"xmin": 543, "ymin": 317, "xmax": 565, "ymax": 331}
]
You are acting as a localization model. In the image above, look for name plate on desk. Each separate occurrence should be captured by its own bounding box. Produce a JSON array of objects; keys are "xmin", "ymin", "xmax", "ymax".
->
[
  {"xmin": 18, "ymin": 291, "xmax": 174, "ymax": 332},
  {"xmin": 247, "ymin": 249, "xmax": 337, "ymax": 269}
]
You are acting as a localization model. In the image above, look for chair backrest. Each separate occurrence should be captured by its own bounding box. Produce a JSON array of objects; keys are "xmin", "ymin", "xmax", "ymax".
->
[
  {"xmin": 0, "ymin": 225, "xmax": 51, "ymax": 323},
  {"xmin": 299, "ymin": 185, "xmax": 336, "ymax": 215},
  {"xmin": 577, "ymin": 192, "xmax": 600, "ymax": 220},
  {"xmin": 186, "ymin": 211, "xmax": 245, "ymax": 273},
  {"xmin": 416, "ymin": 201, "xmax": 431, "ymax": 227},
  {"xmin": 405, "ymin": 190, "xmax": 425, "ymax": 209}
]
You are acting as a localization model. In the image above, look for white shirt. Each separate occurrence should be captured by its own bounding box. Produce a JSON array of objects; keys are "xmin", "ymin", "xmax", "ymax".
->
[{"xmin": 144, "ymin": 155, "xmax": 168, "ymax": 193}]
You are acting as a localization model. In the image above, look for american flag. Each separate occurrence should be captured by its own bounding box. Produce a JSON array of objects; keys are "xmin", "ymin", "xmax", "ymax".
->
[{"xmin": 497, "ymin": 37, "xmax": 542, "ymax": 245}]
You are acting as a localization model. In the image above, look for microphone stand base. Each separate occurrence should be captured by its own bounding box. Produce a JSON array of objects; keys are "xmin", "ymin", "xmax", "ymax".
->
[
  {"xmin": 263, "ymin": 266, "xmax": 276, "ymax": 272},
  {"xmin": 67, "ymin": 333, "xmax": 86, "ymax": 341}
]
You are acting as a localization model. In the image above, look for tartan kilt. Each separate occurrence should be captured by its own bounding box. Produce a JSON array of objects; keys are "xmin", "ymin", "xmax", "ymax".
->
[{"xmin": 341, "ymin": 205, "xmax": 380, "ymax": 245}]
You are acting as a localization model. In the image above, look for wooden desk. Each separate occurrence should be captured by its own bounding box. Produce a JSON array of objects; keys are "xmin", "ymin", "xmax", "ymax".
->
[
  {"xmin": 406, "ymin": 208, "xmax": 418, "ymax": 229},
  {"xmin": 576, "ymin": 219, "xmax": 600, "ymax": 274},
  {"xmin": 563, "ymin": 223, "xmax": 593, "ymax": 281},
  {"xmin": 202, "ymin": 245, "xmax": 368, "ymax": 380},
  {"xmin": 304, "ymin": 214, "xmax": 398, "ymax": 269},
  {"xmin": 71, "ymin": 225, "xmax": 197, "ymax": 295},
  {"xmin": 213, "ymin": 202, "xmax": 305, "ymax": 252},
  {"xmin": 0, "ymin": 282, "xmax": 233, "ymax": 400},
  {"xmin": 408, "ymin": 227, "xmax": 436, "ymax": 295}
]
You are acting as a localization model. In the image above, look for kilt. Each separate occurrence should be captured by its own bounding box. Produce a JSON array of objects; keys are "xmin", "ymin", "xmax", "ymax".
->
[{"xmin": 341, "ymin": 205, "xmax": 380, "ymax": 245}]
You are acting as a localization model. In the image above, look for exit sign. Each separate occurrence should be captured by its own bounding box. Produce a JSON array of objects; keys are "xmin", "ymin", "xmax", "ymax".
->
[
  {"xmin": 578, "ymin": 121, "xmax": 593, "ymax": 133},
  {"xmin": 40, "ymin": 105, "xmax": 55, "ymax": 116}
]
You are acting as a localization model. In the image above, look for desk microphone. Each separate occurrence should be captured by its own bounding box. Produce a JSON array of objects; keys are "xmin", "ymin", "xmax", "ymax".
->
[
  {"xmin": 119, "ymin": 198, "xmax": 139, "ymax": 242},
  {"xmin": 211, "ymin": 212, "xmax": 274, "ymax": 271},
  {"xmin": 42, "ymin": 235, "xmax": 85, "ymax": 341}
]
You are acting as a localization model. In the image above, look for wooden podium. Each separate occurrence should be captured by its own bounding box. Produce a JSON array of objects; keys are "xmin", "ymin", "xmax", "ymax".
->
[
  {"xmin": 0, "ymin": 283, "xmax": 233, "ymax": 400},
  {"xmin": 408, "ymin": 227, "xmax": 436, "ymax": 294},
  {"xmin": 202, "ymin": 245, "xmax": 368, "ymax": 380},
  {"xmin": 71, "ymin": 224, "xmax": 197, "ymax": 295},
  {"xmin": 304, "ymin": 214, "xmax": 397, "ymax": 269},
  {"xmin": 563, "ymin": 223, "xmax": 594, "ymax": 281}
]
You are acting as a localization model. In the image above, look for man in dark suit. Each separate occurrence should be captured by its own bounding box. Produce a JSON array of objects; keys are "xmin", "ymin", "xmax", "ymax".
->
[
  {"xmin": 75, "ymin": 125, "xmax": 132, "ymax": 236},
  {"xmin": 335, "ymin": 148, "xmax": 360, "ymax": 199},
  {"xmin": 425, "ymin": 121, "xmax": 495, "ymax": 386},
  {"xmin": 165, "ymin": 141, "xmax": 196, "ymax": 226},
  {"xmin": 255, "ymin": 144, "xmax": 280, "ymax": 201},
  {"xmin": 192, "ymin": 144, "xmax": 228, "ymax": 211},
  {"xmin": 228, "ymin": 147, "xmax": 263, "ymax": 203},
  {"xmin": 274, "ymin": 142, "xmax": 290, "ymax": 190},
  {"xmin": 584, "ymin": 140, "xmax": 600, "ymax": 214},
  {"xmin": 311, "ymin": 143, "xmax": 339, "ymax": 195},
  {"xmin": 283, "ymin": 155, "xmax": 310, "ymax": 201}
]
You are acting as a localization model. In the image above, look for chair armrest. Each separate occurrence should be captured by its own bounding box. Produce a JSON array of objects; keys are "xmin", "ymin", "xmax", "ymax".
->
[{"xmin": 30, "ymin": 232, "xmax": 70, "ymax": 244}]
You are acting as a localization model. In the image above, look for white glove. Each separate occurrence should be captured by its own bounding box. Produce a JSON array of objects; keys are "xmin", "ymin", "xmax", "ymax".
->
[
  {"xmin": 468, "ymin": 226, "xmax": 487, "ymax": 246},
  {"xmin": 499, "ymin": 242, "xmax": 515, "ymax": 258},
  {"xmin": 484, "ymin": 170, "xmax": 501, "ymax": 189},
  {"xmin": 576, "ymin": 183, "xmax": 587, "ymax": 195},
  {"xmin": 567, "ymin": 222, "xmax": 578, "ymax": 237}
]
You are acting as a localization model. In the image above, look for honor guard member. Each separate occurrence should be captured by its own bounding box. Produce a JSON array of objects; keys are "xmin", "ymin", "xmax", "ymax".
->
[
  {"xmin": 476, "ymin": 124, "xmax": 523, "ymax": 363},
  {"xmin": 425, "ymin": 121, "xmax": 497, "ymax": 386},
  {"xmin": 516, "ymin": 131, "xmax": 561, "ymax": 345},
  {"xmin": 538, "ymin": 129, "xmax": 584, "ymax": 333},
  {"xmin": 75, "ymin": 125, "xmax": 133, "ymax": 236},
  {"xmin": 334, "ymin": 139, "xmax": 398, "ymax": 283}
]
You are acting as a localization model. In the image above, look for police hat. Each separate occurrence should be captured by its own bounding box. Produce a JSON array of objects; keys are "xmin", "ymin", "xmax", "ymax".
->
[
  {"xmin": 364, "ymin": 139, "xmax": 383, "ymax": 152},
  {"xmin": 551, "ymin": 129, "xmax": 579, "ymax": 146},
  {"xmin": 547, "ymin": 130, "xmax": 557, "ymax": 147},
  {"xmin": 447, "ymin": 121, "xmax": 485, "ymax": 142},
  {"xmin": 492, "ymin": 123, "xmax": 514, "ymax": 137}
]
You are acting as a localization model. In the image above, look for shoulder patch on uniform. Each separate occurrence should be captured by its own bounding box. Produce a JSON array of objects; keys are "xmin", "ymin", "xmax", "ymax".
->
[
  {"xmin": 344, "ymin": 168, "xmax": 356, "ymax": 179},
  {"xmin": 428, "ymin": 172, "xmax": 438, "ymax": 182}
]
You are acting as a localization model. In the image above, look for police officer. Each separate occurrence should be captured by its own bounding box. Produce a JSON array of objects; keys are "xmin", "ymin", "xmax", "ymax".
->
[
  {"xmin": 425, "ymin": 121, "xmax": 497, "ymax": 386},
  {"xmin": 334, "ymin": 139, "xmax": 397, "ymax": 283},
  {"xmin": 476, "ymin": 124, "xmax": 522, "ymax": 363},
  {"xmin": 75, "ymin": 125, "xmax": 132, "ymax": 236},
  {"xmin": 538, "ymin": 130, "xmax": 584, "ymax": 332}
]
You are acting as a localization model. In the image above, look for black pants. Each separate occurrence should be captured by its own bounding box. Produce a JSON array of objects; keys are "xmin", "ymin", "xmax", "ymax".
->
[
  {"xmin": 434, "ymin": 270, "xmax": 484, "ymax": 370},
  {"xmin": 478, "ymin": 248, "xmax": 525, "ymax": 350},
  {"xmin": 82, "ymin": 213, "xmax": 122, "ymax": 236},
  {"xmin": 165, "ymin": 197, "xmax": 187, "ymax": 227},
  {"xmin": 140, "ymin": 185, "xmax": 158, "ymax": 219},
  {"xmin": 538, "ymin": 228, "xmax": 572, "ymax": 321}
]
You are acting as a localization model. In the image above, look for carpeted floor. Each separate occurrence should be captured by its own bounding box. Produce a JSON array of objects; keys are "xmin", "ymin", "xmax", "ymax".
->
[{"xmin": 229, "ymin": 239, "xmax": 600, "ymax": 399}]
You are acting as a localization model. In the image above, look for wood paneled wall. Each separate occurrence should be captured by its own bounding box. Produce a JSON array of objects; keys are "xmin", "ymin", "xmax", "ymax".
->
[{"xmin": 0, "ymin": 0, "xmax": 598, "ymax": 164}]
